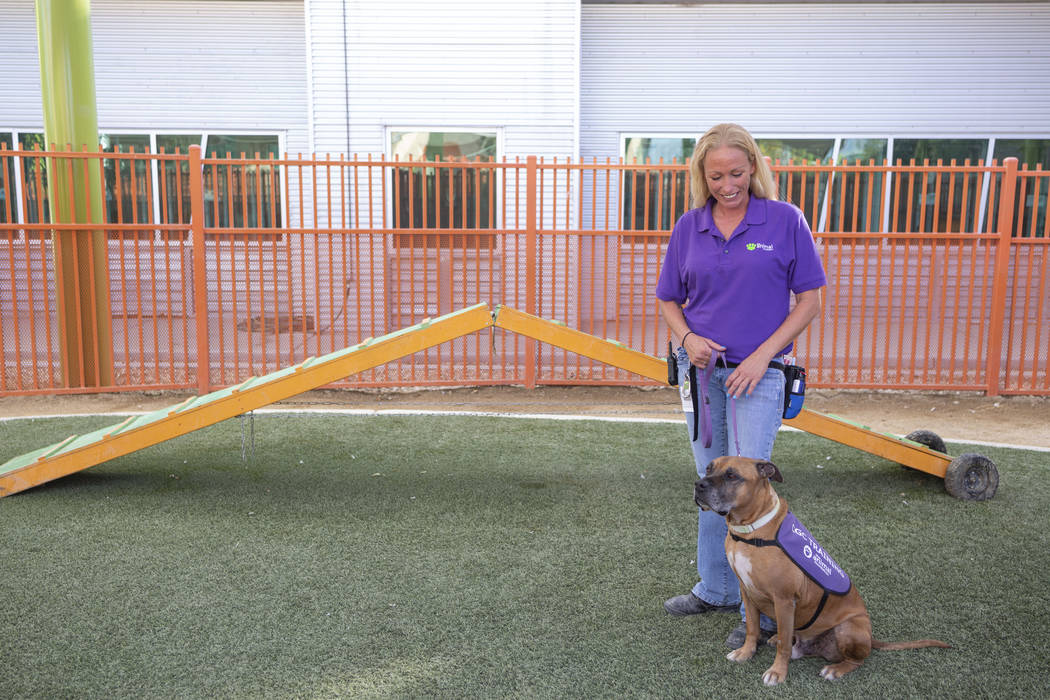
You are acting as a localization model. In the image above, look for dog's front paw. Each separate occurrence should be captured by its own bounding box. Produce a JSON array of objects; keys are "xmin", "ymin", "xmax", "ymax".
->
[
  {"xmin": 762, "ymin": 664, "xmax": 788, "ymax": 686},
  {"xmin": 819, "ymin": 660, "xmax": 860, "ymax": 680},
  {"xmin": 726, "ymin": 646, "xmax": 755, "ymax": 663}
]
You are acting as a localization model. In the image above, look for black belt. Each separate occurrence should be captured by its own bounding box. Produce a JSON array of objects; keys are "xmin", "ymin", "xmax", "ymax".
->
[{"xmin": 713, "ymin": 357, "xmax": 787, "ymax": 373}]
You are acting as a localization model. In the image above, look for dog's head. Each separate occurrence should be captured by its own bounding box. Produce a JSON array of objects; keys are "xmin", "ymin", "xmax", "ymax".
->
[{"xmin": 693, "ymin": 456, "xmax": 782, "ymax": 516}]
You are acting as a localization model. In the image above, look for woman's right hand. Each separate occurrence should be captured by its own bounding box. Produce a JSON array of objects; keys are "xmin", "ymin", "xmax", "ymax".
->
[{"xmin": 683, "ymin": 332, "xmax": 726, "ymax": 370}]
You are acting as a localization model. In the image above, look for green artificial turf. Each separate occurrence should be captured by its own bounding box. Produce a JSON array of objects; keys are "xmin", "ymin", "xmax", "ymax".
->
[{"xmin": 1, "ymin": 413, "xmax": 1047, "ymax": 698}]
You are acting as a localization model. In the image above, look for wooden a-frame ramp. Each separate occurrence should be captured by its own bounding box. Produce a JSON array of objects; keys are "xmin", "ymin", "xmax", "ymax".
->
[{"xmin": 1, "ymin": 302, "xmax": 972, "ymax": 499}]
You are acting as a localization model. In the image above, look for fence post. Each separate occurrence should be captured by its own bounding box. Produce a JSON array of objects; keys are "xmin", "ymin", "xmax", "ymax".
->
[
  {"xmin": 189, "ymin": 145, "xmax": 210, "ymax": 394},
  {"xmin": 985, "ymin": 156, "xmax": 1018, "ymax": 396},
  {"xmin": 524, "ymin": 156, "xmax": 538, "ymax": 389}
]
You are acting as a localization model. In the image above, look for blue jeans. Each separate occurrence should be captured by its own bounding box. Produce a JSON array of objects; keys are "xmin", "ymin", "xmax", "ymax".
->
[{"xmin": 676, "ymin": 348, "xmax": 783, "ymax": 630}]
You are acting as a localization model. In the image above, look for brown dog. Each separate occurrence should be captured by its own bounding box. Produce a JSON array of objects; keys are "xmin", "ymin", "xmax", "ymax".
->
[{"xmin": 694, "ymin": 456, "xmax": 949, "ymax": 685}]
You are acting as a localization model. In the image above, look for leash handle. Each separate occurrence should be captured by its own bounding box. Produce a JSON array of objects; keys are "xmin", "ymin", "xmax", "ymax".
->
[
  {"xmin": 711, "ymin": 352, "xmax": 742, "ymax": 456},
  {"xmin": 689, "ymin": 364, "xmax": 701, "ymax": 443},
  {"xmin": 696, "ymin": 351, "xmax": 742, "ymax": 455},
  {"xmin": 728, "ymin": 392, "xmax": 741, "ymax": 457}
]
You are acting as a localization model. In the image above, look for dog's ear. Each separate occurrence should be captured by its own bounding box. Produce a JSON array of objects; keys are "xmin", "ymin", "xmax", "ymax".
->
[{"xmin": 756, "ymin": 461, "xmax": 783, "ymax": 483}]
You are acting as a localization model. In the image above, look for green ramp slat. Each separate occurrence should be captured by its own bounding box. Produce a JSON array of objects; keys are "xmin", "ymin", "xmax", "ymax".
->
[
  {"xmin": 822, "ymin": 412, "xmax": 912, "ymax": 443},
  {"xmin": 183, "ymin": 385, "xmax": 239, "ymax": 408},
  {"xmin": 171, "ymin": 392, "xmax": 219, "ymax": 414},
  {"xmin": 257, "ymin": 365, "xmax": 298, "ymax": 383},
  {"xmin": 0, "ymin": 438, "xmax": 76, "ymax": 476},
  {"xmin": 101, "ymin": 407, "xmax": 173, "ymax": 438},
  {"xmin": 48, "ymin": 406, "xmax": 172, "ymax": 459},
  {"xmin": 33, "ymin": 426, "xmax": 114, "ymax": 463},
  {"xmin": 823, "ymin": 413, "xmax": 872, "ymax": 431}
]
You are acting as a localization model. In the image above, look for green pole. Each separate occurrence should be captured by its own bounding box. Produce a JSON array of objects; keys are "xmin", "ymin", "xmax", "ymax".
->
[{"xmin": 35, "ymin": 0, "xmax": 113, "ymax": 387}]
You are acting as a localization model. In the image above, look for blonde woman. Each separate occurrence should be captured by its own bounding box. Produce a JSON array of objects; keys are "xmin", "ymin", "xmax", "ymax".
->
[{"xmin": 656, "ymin": 123, "xmax": 826, "ymax": 646}]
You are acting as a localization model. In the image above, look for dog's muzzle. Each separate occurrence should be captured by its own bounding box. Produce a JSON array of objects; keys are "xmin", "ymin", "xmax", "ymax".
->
[
  {"xmin": 694, "ymin": 478, "xmax": 731, "ymax": 515},
  {"xmin": 693, "ymin": 479, "xmax": 714, "ymax": 511}
]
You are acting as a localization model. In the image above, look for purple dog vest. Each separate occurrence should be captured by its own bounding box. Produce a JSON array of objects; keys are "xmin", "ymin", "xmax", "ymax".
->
[
  {"xmin": 776, "ymin": 512, "xmax": 852, "ymax": 595},
  {"xmin": 731, "ymin": 510, "xmax": 852, "ymax": 630}
]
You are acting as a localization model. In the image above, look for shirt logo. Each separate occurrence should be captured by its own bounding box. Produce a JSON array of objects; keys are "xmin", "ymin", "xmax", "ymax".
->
[{"xmin": 746, "ymin": 242, "xmax": 774, "ymax": 252}]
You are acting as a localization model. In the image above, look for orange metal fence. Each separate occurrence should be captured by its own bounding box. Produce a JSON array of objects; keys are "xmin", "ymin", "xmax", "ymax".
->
[{"xmin": 1, "ymin": 145, "xmax": 1047, "ymax": 396}]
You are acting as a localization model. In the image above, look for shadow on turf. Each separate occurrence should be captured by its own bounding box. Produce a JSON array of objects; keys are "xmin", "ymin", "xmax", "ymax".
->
[{"xmin": 11, "ymin": 469, "xmax": 151, "ymax": 498}]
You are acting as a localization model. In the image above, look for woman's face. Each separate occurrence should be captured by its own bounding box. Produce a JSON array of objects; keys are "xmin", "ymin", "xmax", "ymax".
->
[{"xmin": 703, "ymin": 145, "xmax": 754, "ymax": 212}]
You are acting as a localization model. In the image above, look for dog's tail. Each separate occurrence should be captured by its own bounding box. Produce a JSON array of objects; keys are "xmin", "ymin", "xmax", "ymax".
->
[{"xmin": 872, "ymin": 638, "xmax": 952, "ymax": 651}]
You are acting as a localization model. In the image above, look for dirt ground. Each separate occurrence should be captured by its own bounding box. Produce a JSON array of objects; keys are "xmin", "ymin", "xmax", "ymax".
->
[{"xmin": 1, "ymin": 385, "xmax": 1047, "ymax": 450}]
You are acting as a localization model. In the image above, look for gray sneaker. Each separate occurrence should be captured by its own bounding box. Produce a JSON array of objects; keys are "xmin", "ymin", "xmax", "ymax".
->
[
  {"xmin": 725, "ymin": 622, "xmax": 776, "ymax": 647},
  {"xmin": 663, "ymin": 593, "xmax": 738, "ymax": 616}
]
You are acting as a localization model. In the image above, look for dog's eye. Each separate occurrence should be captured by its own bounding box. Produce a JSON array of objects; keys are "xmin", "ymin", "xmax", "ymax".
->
[{"xmin": 725, "ymin": 469, "xmax": 736, "ymax": 480}]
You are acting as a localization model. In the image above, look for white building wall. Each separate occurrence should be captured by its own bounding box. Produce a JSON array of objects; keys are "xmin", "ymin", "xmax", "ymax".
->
[
  {"xmin": 1, "ymin": 3, "xmax": 44, "ymax": 131},
  {"xmin": 580, "ymin": 1, "xmax": 1050, "ymax": 158},
  {"xmin": 306, "ymin": 0, "xmax": 581, "ymax": 328},
  {"xmin": 0, "ymin": 0, "xmax": 309, "ymax": 151},
  {"xmin": 306, "ymin": 0, "xmax": 580, "ymax": 159}
]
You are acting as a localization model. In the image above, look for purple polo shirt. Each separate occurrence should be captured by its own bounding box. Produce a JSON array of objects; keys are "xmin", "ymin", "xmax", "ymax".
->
[{"xmin": 655, "ymin": 197, "xmax": 826, "ymax": 364}]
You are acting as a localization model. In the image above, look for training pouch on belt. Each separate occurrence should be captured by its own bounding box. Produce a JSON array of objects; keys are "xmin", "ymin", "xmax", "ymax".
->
[{"xmin": 783, "ymin": 364, "xmax": 806, "ymax": 419}]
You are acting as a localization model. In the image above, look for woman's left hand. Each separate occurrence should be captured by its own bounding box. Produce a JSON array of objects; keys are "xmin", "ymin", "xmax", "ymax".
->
[{"xmin": 726, "ymin": 353, "xmax": 774, "ymax": 398}]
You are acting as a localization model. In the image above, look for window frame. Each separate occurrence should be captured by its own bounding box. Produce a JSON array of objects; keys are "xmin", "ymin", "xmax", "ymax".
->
[
  {"xmin": 1, "ymin": 130, "xmax": 46, "ymax": 226},
  {"xmin": 385, "ymin": 127, "xmax": 503, "ymax": 246},
  {"xmin": 0, "ymin": 129, "xmax": 286, "ymax": 233},
  {"xmin": 618, "ymin": 133, "xmax": 694, "ymax": 241},
  {"xmin": 613, "ymin": 133, "xmax": 1050, "ymax": 235}
]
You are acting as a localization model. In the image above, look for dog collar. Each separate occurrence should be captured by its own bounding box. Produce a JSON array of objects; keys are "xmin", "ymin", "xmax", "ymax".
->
[{"xmin": 729, "ymin": 493, "xmax": 780, "ymax": 534}]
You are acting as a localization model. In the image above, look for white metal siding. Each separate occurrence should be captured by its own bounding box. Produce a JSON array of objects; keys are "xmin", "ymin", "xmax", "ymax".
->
[
  {"xmin": 0, "ymin": 0, "xmax": 309, "ymax": 153},
  {"xmin": 581, "ymin": 2, "xmax": 1050, "ymax": 159},
  {"xmin": 306, "ymin": 0, "xmax": 580, "ymax": 159},
  {"xmin": 0, "ymin": 4, "xmax": 43, "ymax": 130},
  {"xmin": 306, "ymin": 0, "xmax": 580, "ymax": 326}
]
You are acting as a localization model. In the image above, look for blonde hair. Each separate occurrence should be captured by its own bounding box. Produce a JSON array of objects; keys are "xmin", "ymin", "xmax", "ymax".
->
[{"xmin": 689, "ymin": 123, "xmax": 778, "ymax": 207}]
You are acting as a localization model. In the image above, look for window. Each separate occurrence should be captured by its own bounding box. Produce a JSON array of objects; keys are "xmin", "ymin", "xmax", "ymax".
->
[
  {"xmin": 994, "ymin": 139, "xmax": 1050, "ymax": 167},
  {"xmin": 201, "ymin": 134, "xmax": 281, "ymax": 230},
  {"xmin": 839, "ymin": 139, "xmax": 888, "ymax": 164},
  {"xmin": 891, "ymin": 139, "xmax": 988, "ymax": 232},
  {"xmin": 994, "ymin": 139, "xmax": 1050, "ymax": 238},
  {"xmin": 621, "ymin": 136, "xmax": 692, "ymax": 237},
  {"xmin": 155, "ymin": 135, "xmax": 201, "ymax": 225},
  {"xmin": 0, "ymin": 132, "xmax": 48, "ymax": 225},
  {"xmin": 758, "ymin": 139, "xmax": 835, "ymax": 224},
  {"xmin": 893, "ymin": 138, "xmax": 987, "ymax": 165},
  {"xmin": 758, "ymin": 139, "xmax": 835, "ymax": 164},
  {"xmin": 0, "ymin": 131, "xmax": 282, "ymax": 234},
  {"xmin": 827, "ymin": 139, "xmax": 889, "ymax": 232},
  {"xmin": 0, "ymin": 132, "xmax": 15, "ymax": 224},
  {"xmin": 101, "ymin": 133, "xmax": 152, "ymax": 226},
  {"xmin": 614, "ymin": 134, "xmax": 1050, "ymax": 236},
  {"xmin": 389, "ymin": 130, "xmax": 498, "ymax": 247}
]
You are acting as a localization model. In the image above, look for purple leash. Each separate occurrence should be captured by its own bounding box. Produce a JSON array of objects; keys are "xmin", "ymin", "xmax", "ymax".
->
[{"xmin": 692, "ymin": 350, "xmax": 742, "ymax": 455}]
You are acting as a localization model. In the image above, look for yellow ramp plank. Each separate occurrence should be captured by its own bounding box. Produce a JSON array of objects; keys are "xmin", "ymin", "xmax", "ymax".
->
[
  {"xmin": 0, "ymin": 303, "xmax": 493, "ymax": 497},
  {"xmin": 493, "ymin": 305, "xmax": 667, "ymax": 383},
  {"xmin": 494, "ymin": 305, "xmax": 951, "ymax": 478},
  {"xmin": 1, "ymin": 301, "xmax": 953, "ymax": 496},
  {"xmin": 785, "ymin": 409, "xmax": 950, "ymax": 477}
]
